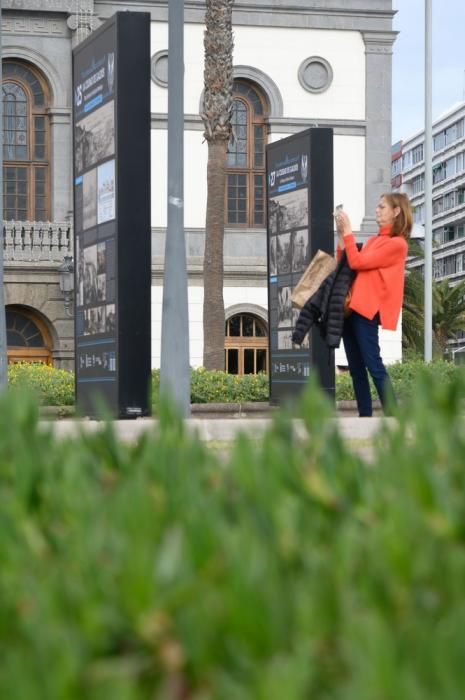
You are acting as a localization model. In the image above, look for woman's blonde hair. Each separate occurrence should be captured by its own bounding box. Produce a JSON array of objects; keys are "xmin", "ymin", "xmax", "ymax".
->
[{"xmin": 382, "ymin": 192, "xmax": 413, "ymax": 239}]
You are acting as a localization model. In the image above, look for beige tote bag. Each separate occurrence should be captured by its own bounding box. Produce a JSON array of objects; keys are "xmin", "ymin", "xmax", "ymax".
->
[{"xmin": 290, "ymin": 249, "xmax": 336, "ymax": 309}]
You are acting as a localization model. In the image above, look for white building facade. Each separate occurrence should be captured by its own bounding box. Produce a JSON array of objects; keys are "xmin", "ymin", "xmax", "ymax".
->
[{"xmin": 2, "ymin": 0, "xmax": 400, "ymax": 371}]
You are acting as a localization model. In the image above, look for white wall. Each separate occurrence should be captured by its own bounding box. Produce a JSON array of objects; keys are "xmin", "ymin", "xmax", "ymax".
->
[
  {"xmin": 152, "ymin": 284, "xmax": 268, "ymax": 368},
  {"xmin": 151, "ymin": 129, "xmax": 207, "ymax": 229},
  {"xmin": 152, "ymin": 23, "xmax": 365, "ymax": 121}
]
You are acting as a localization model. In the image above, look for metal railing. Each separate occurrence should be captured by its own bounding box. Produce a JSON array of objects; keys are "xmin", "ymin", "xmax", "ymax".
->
[{"xmin": 2, "ymin": 221, "xmax": 73, "ymax": 262}]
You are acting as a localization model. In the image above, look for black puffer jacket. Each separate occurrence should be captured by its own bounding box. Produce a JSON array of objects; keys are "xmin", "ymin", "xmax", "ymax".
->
[{"xmin": 292, "ymin": 248, "xmax": 359, "ymax": 348}]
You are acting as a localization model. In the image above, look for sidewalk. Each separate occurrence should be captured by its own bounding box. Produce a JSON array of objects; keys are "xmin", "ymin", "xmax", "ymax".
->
[{"xmin": 42, "ymin": 414, "xmax": 393, "ymax": 444}]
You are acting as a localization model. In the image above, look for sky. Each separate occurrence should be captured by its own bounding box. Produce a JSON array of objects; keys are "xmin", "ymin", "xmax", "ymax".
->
[{"xmin": 392, "ymin": 0, "xmax": 465, "ymax": 144}]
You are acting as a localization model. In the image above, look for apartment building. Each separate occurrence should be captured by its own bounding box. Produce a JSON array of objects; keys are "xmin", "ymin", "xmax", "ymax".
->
[{"xmin": 391, "ymin": 101, "xmax": 465, "ymax": 353}]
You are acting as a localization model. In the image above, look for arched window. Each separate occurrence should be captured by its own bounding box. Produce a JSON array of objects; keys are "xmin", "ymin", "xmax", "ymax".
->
[
  {"xmin": 2, "ymin": 61, "xmax": 50, "ymax": 221},
  {"xmin": 226, "ymin": 81, "xmax": 267, "ymax": 228},
  {"xmin": 224, "ymin": 313, "xmax": 268, "ymax": 374},
  {"xmin": 6, "ymin": 306, "xmax": 52, "ymax": 364}
]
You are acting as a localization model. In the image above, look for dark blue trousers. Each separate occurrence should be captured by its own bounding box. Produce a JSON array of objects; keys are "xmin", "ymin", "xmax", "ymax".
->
[{"xmin": 342, "ymin": 311, "xmax": 395, "ymax": 417}]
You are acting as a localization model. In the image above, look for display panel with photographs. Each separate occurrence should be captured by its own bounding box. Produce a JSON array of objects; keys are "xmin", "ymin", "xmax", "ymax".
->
[
  {"xmin": 266, "ymin": 128, "xmax": 334, "ymax": 404},
  {"xmin": 73, "ymin": 17, "xmax": 118, "ymax": 406},
  {"xmin": 73, "ymin": 11, "xmax": 151, "ymax": 418}
]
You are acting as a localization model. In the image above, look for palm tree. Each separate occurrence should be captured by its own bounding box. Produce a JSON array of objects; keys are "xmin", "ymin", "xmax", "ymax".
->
[
  {"xmin": 201, "ymin": 0, "xmax": 234, "ymax": 369},
  {"xmin": 402, "ymin": 269, "xmax": 424, "ymax": 357},
  {"xmin": 432, "ymin": 278, "xmax": 465, "ymax": 357},
  {"xmin": 403, "ymin": 270, "xmax": 465, "ymax": 358}
]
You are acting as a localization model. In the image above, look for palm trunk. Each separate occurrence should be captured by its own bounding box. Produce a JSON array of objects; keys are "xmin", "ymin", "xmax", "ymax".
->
[
  {"xmin": 201, "ymin": 0, "xmax": 234, "ymax": 370},
  {"xmin": 203, "ymin": 139, "xmax": 228, "ymax": 369}
]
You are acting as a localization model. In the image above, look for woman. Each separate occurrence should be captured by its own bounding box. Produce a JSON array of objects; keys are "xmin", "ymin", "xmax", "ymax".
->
[{"xmin": 335, "ymin": 193, "xmax": 413, "ymax": 417}]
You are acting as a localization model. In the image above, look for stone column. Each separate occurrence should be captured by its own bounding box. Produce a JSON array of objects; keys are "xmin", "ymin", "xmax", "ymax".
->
[
  {"xmin": 361, "ymin": 31, "xmax": 397, "ymax": 237},
  {"xmin": 67, "ymin": 0, "xmax": 97, "ymax": 49},
  {"xmin": 48, "ymin": 108, "xmax": 73, "ymax": 222}
]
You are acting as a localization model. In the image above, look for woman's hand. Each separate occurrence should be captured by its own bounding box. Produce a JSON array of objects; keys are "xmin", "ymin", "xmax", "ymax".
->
[{"xmin": 334, "ymin": 209, "xmax": 352, "ymax": 240}]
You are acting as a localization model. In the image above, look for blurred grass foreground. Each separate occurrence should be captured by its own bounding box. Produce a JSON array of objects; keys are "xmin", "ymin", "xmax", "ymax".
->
[{"xmin": 1, "ymin": 368, "xmax": 465, "ymax": 698}]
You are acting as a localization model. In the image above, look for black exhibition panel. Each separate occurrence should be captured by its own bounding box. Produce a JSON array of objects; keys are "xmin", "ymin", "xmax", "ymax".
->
[
  {"xmin": 266, "ymin": 128, "xmax": 335, "ymax": 405},
  {"xmin": 72, "ymin": 12, "xmax": 151, "ymax": 418}
]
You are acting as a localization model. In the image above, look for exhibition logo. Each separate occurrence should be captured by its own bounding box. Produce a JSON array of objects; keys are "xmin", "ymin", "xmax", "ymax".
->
[
  {"xmin": 301, "ymin": 154, "xmax": 308, "ymax": 183},
  {"xmin": 107, "ymin": 53, "xmax": 115, "ymax": 93},
  {"xmin": 75, "ymin": 85, "xmax": 83, "ymax": 107}
]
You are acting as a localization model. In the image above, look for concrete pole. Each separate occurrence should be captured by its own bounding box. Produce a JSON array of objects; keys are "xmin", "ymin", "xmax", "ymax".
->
[
  {"xmin": 160, "ymin": 0, "xmax": 190, "ymax": 417},
  {"xmin": 424, "ymin": 0, "xmax": 433, "ymax": 362},
  {"xmin": 0, "ymin": 0, "xmax": 8, "ymax": 389}
]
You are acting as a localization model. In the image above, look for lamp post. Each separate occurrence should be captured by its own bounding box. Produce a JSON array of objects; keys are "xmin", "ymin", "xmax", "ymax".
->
[
  {"xmin": 424, "ymin": 0, "xmax": 433, "ymax": 361},
  {"xmin": 58, "ymin": 255, "xmax": 75, "ymax": 317},
  {"xmin": 0, "ymin": 0, "xmax": 8, "ymax": 390},
  {"xmin": 160, "ymin": 0, "xmax": 190, "ymax": 417}
]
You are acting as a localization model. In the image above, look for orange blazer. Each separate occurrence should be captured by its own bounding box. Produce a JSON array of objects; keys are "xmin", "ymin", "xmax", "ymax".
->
[{"xmin": 341, "ymin": 225, "xmax": 408, "ymax": 330}]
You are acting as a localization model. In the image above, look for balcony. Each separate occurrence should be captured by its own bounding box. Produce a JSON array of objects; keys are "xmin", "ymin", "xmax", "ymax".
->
[{"xmin": 3, "ymin": 221, "xmax": 73, "ymax": 263}]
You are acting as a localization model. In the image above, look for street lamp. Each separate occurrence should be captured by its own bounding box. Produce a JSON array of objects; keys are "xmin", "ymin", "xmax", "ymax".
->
[
  {"xmin": 160, "ymin": 0, "xmax": 190, "ymax": 418},
  {"xmin": 424, "ymin": 0, "xmax": 433, "ymax": 361},
  {"xmin": 58, "ymin": 255, "xmax": 74, "ymax": 317}
]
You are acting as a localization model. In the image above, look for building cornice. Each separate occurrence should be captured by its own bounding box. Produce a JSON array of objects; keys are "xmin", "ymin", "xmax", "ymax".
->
[
  {"xmin": 151, "ymin": 112, "xmax": 366, "ymax": 138},
  {"xmin": 94, "ymin": 0, "xmax": 394, "ymax": 32},
  {"xmin": 362, "ymin": 30, "xmax": 398, "ymax": 53}
]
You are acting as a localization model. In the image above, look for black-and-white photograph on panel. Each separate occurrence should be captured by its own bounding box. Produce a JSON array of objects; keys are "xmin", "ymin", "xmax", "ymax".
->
[
  {"xmin": 106, "ymin": 304, "xmax": 116, "ymax": 333},
  {"xmin": 269, "ymin": 236, "xmax": 277, "ymax": 276},
  {"xmin": 83, "ymin": 169, "xmax": 97, "ymax": 231},
  {"xmin": 291, "ymin": 229, "xmax": 309, "ymax": 273},
  {"xmin": 276, "ymin": 232, "xmax": 292, "ymax": 274},
  {"xmin": 83, "ymin": 244, "xmax": 98, "ymax": 306},
  {"xmin": 278, "ymin": 330, "xmax": 294, "ymax": 350},
  {"xmin": 268, "ymin": 187, "xmax": 308, "ymax": 233},
  {"xmin": 97, "ymin": 241, "xmax": 106, "ymax": 275},
  {"xmin": 97, "ymin": 159, "xmax": 116, "ymax": 223},
  {"xmin": 278, "ymin": 285, "xmax": 293, "ymax": 328},
  {"xmin": 75, "ymin": 100, "xmax": 115, "ymax": 174},
  {"xmin": 97, "ymin": 273, "xmax": 106, "ymax": 302}
]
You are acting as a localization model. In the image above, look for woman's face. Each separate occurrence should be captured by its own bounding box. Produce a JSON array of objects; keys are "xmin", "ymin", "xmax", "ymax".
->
[{"xmin": 375, "ymin": 196, "xmax": 400, "ymax": 227}]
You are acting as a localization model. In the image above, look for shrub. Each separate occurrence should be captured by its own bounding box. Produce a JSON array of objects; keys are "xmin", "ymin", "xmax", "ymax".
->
[
  {"xmin": 152, "ymin": 367, "xmax": 269, "ymax": 406},
  {"xmin": 1, "ymin": 371, "xmax": 465, "ymax": 696},
  {"xmin": 7, "ymin": 362, "xmax": 74, "ymax": 405},
  {"xmin": 336, "ymin": 359, "xmax": 460, "ymax": 401}
]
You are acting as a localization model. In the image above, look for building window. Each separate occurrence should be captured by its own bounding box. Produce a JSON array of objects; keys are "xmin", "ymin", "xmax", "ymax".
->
[
  {"xmin": 412, "ymin": 173, "xmax": 425, "ymax": 194},
  {"xmin": 413, "ymin": 203, "xmax": 424, "ymax": 223},
  {"xmin": 226, "ymin": 81, "xmax": 267, "ymax": 227},
  {"xmin": 433, "ymin": 131, "xmax": 445, "ymax": 151},
  {"xmin": 6, "ymin": 306, "xmax": 52, "ymax": 364},
  {"xmin": 391, "ymin": 156, "xmax": 402, "ymax": 177},
  {"xmin": 2, "ymin": 61, "xmax": 50, "ymax": 221},
  {"xmin": 224, "ymin": 313, "xmax": 268, "ymax": 374},
  {"xmin": 402, "ymin": 150, "xmax": 412, "ymax": 169},
  {"xmin": 412, "ymin": 143, "xmax": 424, "ymax": 164},
  {"xmin": 444, "ymin": 226, "xmax": 455, "ymax": 242}
]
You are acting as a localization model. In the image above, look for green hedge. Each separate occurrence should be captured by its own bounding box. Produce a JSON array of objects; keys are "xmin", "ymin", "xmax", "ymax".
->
[
  {"xmin": 7, "ymin": 363, "xmax": 74, "ymax": 405},
  {"xmin": 6, "ymin": 360, "xmax": 462, "ymax": 407},
  {"xmin": 152, "ymin": 368, "xmax": 269, "ymax": 405},
  {"xmin": 336, "ymin": 359, "xmax": 459, "ymax": 400},
  {"xmin": 1, "ymin": 370, "xmax": 465, "ymax": 697}
]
